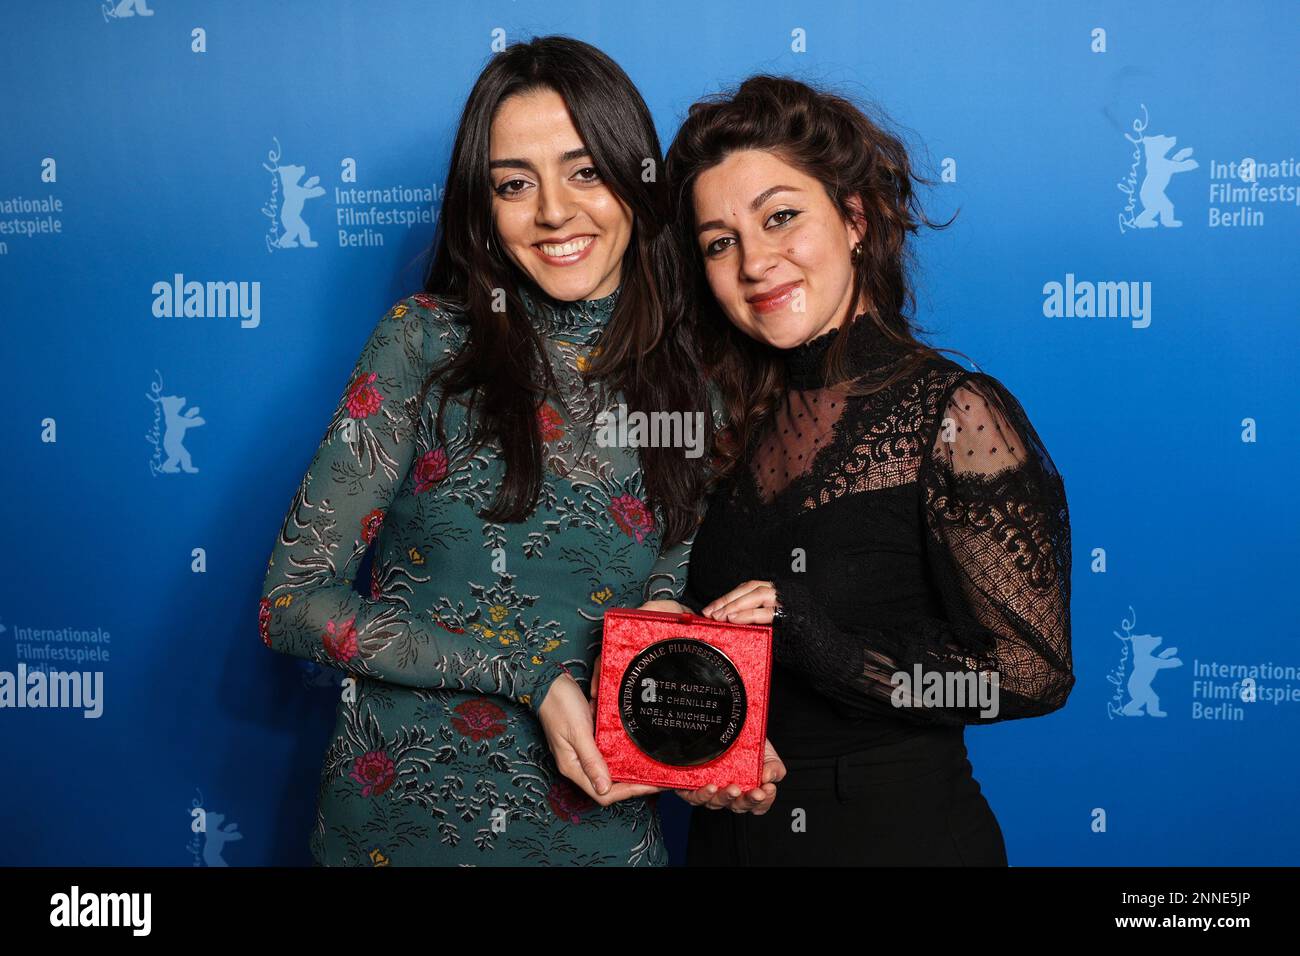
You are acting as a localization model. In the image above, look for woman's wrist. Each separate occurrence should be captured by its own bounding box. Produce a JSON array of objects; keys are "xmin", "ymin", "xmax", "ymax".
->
[
  {"xmin": 525, "ymin": 661, "xmax": 572, "ymax": 716},
  {"xmin": 768, "ymin": 574, "xmax": 808, "ymax": 624}
]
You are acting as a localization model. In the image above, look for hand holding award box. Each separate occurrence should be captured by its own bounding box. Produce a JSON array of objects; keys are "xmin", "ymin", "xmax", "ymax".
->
[{"xmin": 594, "ymin": 607, "xmax": 773, "ymax": 790}]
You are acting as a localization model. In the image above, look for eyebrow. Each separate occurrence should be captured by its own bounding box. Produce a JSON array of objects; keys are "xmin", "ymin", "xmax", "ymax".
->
[
  {"xmin": 695, "ymin": 184, "xmax": 802, "ymax": 234},
  {"xmin": 489, "ymin": 147, "xmax": 591, "ymax": 172}
]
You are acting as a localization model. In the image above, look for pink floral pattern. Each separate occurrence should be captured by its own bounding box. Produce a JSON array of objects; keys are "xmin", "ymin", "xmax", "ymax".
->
[
  {"xmin": 322, "ymin": 616, "xmax": 358, "ymax": 662},
  {"xmin": 344, "ymin": 371, "xmax": 383, "ymax": 419},
  {"xmin": 547, "ymin": 777, "xmax": 598, "ymax": 824},
  {"xmin": 350, "ymin": 750, "xmax": 396, "ymax": 797},
  {"xmin": 258, "ymin": 597, "xmax": 271, "ymax": 648},
  {"xmin": 414, "ymin": 447, "xmax": 448, "ymax": 493},
  {"xmin": 360, "ymin": 507, "xmax": 385, "ymax": 544},
  {"xmin": 260, "ymin": 293, "xmax": 686, "ymax": 866},
  {"xmin": 450, "ymin": 699, "xmax": 508, "ymax": 741},
  {"xmin": 538, "ymin": 403, "xmax": 564, "ymax": 442},
  {"xmin": 608, "ymin": 493, "xmax": 655, "ymax": 544}
]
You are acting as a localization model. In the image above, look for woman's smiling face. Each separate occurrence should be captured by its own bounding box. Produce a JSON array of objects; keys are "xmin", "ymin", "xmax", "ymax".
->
[
  {"xmin": 489, "ymin": 87, "xmax": 633, "ymax": 301},
  {"xmin": 693, "ymin": 149, "xmax": 864, "ymax": 349}
]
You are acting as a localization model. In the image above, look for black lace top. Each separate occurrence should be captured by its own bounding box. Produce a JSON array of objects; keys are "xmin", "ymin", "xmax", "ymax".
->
[{"xmin": 682, "ymin": 314, "xmax": 1075, "ymax": 757}]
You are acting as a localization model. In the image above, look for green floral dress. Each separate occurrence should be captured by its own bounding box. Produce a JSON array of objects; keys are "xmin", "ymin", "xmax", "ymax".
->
[{"xmin": 259, "ymin": 287, "xmax": 693, "ymax": 866}]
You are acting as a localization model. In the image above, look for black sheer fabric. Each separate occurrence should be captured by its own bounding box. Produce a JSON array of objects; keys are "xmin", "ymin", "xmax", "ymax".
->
[{"xmin": 683, "ymin": 313, "xmax": 1074, "ymax": 756}]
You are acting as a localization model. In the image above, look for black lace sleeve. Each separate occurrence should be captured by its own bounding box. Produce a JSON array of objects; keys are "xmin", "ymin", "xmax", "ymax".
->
[{"xmin": 770, "ymin": 372, "xmax": 1075, "ymax": 725}]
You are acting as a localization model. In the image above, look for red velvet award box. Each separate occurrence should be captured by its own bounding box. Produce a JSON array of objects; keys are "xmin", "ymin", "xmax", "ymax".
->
[{"xmin": 595, "ymin": 607, "xmax": 772, "ymax": 790}]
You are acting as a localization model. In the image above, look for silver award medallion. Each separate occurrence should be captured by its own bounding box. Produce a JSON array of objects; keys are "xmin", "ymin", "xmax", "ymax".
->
[{"xmin": 617, "ymin": 638, "xmax": 747, "ymax": 766}]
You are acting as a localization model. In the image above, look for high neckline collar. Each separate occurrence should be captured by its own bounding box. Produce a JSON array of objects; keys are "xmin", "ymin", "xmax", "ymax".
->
[
  {"xmin": 519, "ymin": 283, "xmax": 620, "ymax": 341},
  {"xmin": 782, "ymin": 313, "xmax": 903, "ymax": 390}
]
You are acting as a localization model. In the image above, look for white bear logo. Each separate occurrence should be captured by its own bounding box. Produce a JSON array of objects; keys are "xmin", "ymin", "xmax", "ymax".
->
[
  {"xmin": 1134, "ymin": 133, "xmax": 1199, "ymax": 228},
  {"xmin": 103, "ymin": 0, "xmax": 154, "ymax": 19},
  {"xmin": 200, "ymin": 810, "xmax": 243, "ymax": 867},
  {"xmin": 157, "ymin": 394, "xmax": 205, "ymax": 474},
  {"xmin": 1118, "ymin": 631, "xmax": 1182, "ymax": 717},
  {"xmin": 273, "ymin": 163, "xmax": 324, "ymax": 249}
]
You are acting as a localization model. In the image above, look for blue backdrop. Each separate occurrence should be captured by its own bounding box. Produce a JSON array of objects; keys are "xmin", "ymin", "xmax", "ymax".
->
[{"xmin": 3, "ymin": 0, "xmax": 1297, "ymax": 866}]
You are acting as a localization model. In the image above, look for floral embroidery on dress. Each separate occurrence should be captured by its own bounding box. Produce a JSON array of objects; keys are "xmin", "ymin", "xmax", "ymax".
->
[
  {"xmin": 344, "ymin": 372, "xmax": 383, "ymax": 419},
  {"xmin": 260, "ymin": 290, "xmax": 696, "ymax": 866},
  {"xmin": 322, "ymin": 616, "xmax": 358, "ymax": 663},
  {"xmin": 450, "ymin": 699, "xmax": 508, "ymax": 741},
  {"xmin": 360, "ymin": 508, "xmax": 384, "ymax": 544},
  {"xmin": 547, "ymin": 777, "xmax": 597, "ymax": 824},
  {"xmin": 538, "ymin": 403, "xmax": 565, "ymax": 442},
  {"xmin": 608, "ymin": 493, "xmax": 654, "ymax": 544},
  {"xmin": 350, "ymin": 750, "xmax": 397, "ymax": 797},
  {"xmin": 413, "ymin": 447, "xmax": 448, "ymax": 493}
]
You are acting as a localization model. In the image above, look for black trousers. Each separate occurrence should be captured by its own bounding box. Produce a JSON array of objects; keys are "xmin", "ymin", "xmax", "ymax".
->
[{"xmin": 686, "ymin": 729, "xmax": 1008, "ymax": 866}]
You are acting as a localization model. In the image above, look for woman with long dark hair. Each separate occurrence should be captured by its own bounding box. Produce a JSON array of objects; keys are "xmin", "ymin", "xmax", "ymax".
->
[
  {"xmin": 258, "ymin": 36, "xmax": 713, "ymax": 865},
  {"xmin": 660, "ymin": 76, "xmax": 1075, "ymax": 864}
]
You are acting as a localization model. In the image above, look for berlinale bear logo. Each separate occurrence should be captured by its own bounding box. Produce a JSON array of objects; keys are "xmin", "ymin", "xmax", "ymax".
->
[
  {"xmin": 1106, "ymin": 607, "xmax": 1183, "ymax": 719},
  {"xmin": 273, "ymin": 164, "xmax": 325, "ymax": 249},
  {"xmin": 1133, "ymin": 133, "xmax": 1199, "ymax": 229},
  {"xmin": 103, "ymin": 0, "xmax": 154, "ymax": 20},
  {"xmin": 145, "ymin": 371, "xmax": 206, "ymax": 477},
  {"xmin": 262, "ymin": 137, "xmax": 325, "ymax": 253}
]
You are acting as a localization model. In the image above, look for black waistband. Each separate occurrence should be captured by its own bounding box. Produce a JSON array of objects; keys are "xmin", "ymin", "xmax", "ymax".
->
[{"xmin": 775, "ymin": 729, "xmax": 970, "ymax": 800}]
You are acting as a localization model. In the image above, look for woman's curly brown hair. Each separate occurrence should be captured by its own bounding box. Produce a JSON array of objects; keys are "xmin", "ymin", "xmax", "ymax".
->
[{"xmin": 665, "ymin": 75, "xmax": 969, "ymax": 484}]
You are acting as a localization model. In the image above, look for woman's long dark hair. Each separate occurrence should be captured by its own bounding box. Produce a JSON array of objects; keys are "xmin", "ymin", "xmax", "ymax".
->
[
  {"xmin": 417, "ymin": 36, "xmax": 710, "ymax": 549},
  {"xmin": 664, "ymin": 75, "xmax": 969, "ymax": 482}
]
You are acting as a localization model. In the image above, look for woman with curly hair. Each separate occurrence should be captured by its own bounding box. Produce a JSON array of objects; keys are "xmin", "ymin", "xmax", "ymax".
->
[{"xmin": 661, "ymin": 76, "xmax": 1075, "ymax": 865}]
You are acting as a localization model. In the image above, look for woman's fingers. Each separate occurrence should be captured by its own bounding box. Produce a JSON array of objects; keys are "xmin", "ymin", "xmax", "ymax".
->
[
  {"xmin": 563, "ymin": 767, "xmax": 662, "ymax": 805},
  {"xmin": 715, "ymin": 588, "xmax": 777, "ymax": 624},
  {"xmin": 725, "ymin": 788, "xmax": 758, "ymax": 812},
  {"xmin": 569, "ymin": 721, "xmax": 613, "ymax": 798},
  {"xmin": 762, "ymin": 738, "xmax": 787, "ymax": 784},
  {"xmin": 747, "ymin": 784, "xmax": 779, "ymax": 815},
  {"xmin": 552, "ymin": 747, "xmax": 600, "ymax": 802},
  {"xmin": 638, "ymin": 599, "xmax": 690, "ymax": 614},
  {"xmin": 720, "ymin": 606, "xmax": 775, "ymax": 625},
  {"xmin": 677, "ymin": 740, "xmax": 786, "ymax": 812},
  {"xmin": 727, "ymin": 783, "xmax": 777, "ymax": 814},
  {"xmin": 551, "ymin": 732, "xmax": 606, "ymax": 803},
  {"xmin": 540, "ymin": 667, "xmax": 670, "ymax": 807},
  {"xmin": 707, "ymin": 784, "xmax": 744, "ymax": 810},
  {"xmin": 673, "ymin": 778, "xmax": 779, "ymax": 814},
  {"xmin": 704, "ymin": 582, "xmax": 777, "ymax": 621},
  {"xmin": 701, "ymin": 580, "xmax": 771, "ymax": 618},
  {"xmin": 702, "ymin": 581, "xmax": 764, "ymax": 617},
  {"xmin": 601, "ymin": 782, "xmax": 666, "ymax": 802},
  {"xmin": 556, "ymin": 735, "xmax": 665, "ymax": 806},
  {"xmin": 721, "ymin": 594, "xmax": 764, "ymax": 612},
  {"xmin": 540, "ymin": 674, "xmax": 614, "ymax": 800},
  {"xmin": 562, "ymin": 710, "xmax": 666, "ymax": 805},
  {"xmin": 674, "ymin": 785, "xmax": 717, "ymax": 806}
]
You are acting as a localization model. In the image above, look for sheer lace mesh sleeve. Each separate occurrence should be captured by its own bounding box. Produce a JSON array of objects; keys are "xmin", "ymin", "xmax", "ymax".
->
[{"xmin": 770, "ymin": 372, "xmax": 1074, "ymax": 725}]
